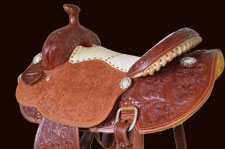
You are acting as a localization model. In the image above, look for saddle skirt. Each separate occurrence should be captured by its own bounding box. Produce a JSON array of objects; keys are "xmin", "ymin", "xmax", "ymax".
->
[
  {"xmin": 16, "ymin": 49, "xmax": 128, "ymax": 127},
  {"xmin": 16, "ymin": 46, "xmax": 143, "ymax": 127},
  {"xmin": 88, "ymin": 49, "xmax": 223, "ymax": 133}
]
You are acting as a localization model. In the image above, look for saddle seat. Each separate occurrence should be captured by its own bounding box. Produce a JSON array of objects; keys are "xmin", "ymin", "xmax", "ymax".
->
[{"xmin": 69, "ymin": 45, "xmax": 140, "ymax": 72}]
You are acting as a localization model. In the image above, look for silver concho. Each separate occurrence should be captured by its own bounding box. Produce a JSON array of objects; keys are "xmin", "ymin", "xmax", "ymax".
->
[
  {"xmin": 46, "ymin": 76, "xmax": 50, "ymax": 81},
  {"xmin": 33, "ymin": 53, "xmax": 42, "ymax": 64},
  {"xmin": 17, "ymin": 74, "xmax": 22, "ymax": 83},
  {"xmin": 180, "ymin": 56, "xmax": 197, "ymax": 67},
  {"xmin": 120, "ymin": 77, "xmax": 132, "ymax": 89}
]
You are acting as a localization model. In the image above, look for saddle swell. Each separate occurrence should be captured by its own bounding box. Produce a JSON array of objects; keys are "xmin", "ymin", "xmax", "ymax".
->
[{"xmin": 15, "ymin": 4, "xmax": 224, "ymax": 149}]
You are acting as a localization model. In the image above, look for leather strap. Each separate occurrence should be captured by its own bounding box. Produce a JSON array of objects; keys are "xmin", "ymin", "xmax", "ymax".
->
[
  {"xmin": 80, "ymin": 132, "xmax": 94, "ymax": 149},
  {"xmin": 95, "ymin": 133, "xmax": 116, "ymax": 149},
  {"xmin": 34, "ymin": 118, "xmax": 81, "ymax": 149},
  {"xmin": 74, "ymin": 127, "xmax": 81, "ymax": 149},
  {"xmin": 132, "ymin": 128, "xmax": 144, "ymax": 149},
  {"xmin": 95, "ymin": 130, "xmax": 144, "ymax": 149},
  {"xmin": 173, "ymin": 124, "xmax": 187, "ymax": 149},
  {"xmin": 102, "ymin": 133, "xmax": 116, "ymax": 148},
  {"xmin": 114, "ymin": 122, "xmax": 133, "ymax": 149}
]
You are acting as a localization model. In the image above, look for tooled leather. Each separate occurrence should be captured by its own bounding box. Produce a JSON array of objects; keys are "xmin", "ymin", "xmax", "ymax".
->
[
  {"xmin": 22, "ymin": 63, "xmax": 42, "ymax": 85},
  {"xmin": 16, "ymin": 60, "xmax": 126, "ymax": 127},
  {"xmin": 87, "ymin": 49, "xmax": 219, "ymax": 133},
  {"xmin": 42, "ymin": 25, "xmax": 101, "ymax": 70},
  {"xmin": 34, "ymin": 117, "xmax": 80, "ymax": 149},
  {"xmin": 132, "ymin": 50, "xmax": 217, "ymax": 133},
  {"xmin": 42, "ymin": 5, "xmax": 101, "ymax": 70},
  {"xmin": 127, "ymin": 28, "xmax": 199, "ymax": 77},
  {"xmin": 84, "ymin": 99, "xmax": 121, "ymax": 133},
  {"xmin": 19, "ymin": 105, "xmax": 43, "ymax": 124}
]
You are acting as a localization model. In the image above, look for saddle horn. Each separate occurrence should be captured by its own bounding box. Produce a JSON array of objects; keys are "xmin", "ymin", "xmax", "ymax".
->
[{"xmin": 63, "ymin": 4, "xmax": 80, "ymax": 27}]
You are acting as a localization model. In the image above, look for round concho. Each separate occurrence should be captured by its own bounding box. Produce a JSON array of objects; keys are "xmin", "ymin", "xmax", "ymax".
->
[
  {"xmin": 180, "ymin": 56, "xmax": 197, "ymax": 67},
  {"xmin": 120, "ymin": 77, "xmax": 132, "ymax": 89},
  {"xmin": 33, "ymin": 53, "xmax": 42, "ymax": 64}
]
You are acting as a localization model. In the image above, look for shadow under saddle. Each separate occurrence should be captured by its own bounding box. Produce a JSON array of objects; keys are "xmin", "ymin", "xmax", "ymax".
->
[{"xmin": 15, "ymin": 4, "xmax": 224, "ymax": 149}]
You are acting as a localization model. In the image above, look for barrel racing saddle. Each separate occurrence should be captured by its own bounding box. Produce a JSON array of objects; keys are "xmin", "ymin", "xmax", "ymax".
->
[{"xmin": 16, "ymin": 4, "xmax": 224, "ymax": 149}]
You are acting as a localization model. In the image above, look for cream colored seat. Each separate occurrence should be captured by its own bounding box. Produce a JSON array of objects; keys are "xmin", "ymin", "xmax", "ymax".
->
[{"xmin": 69, "ymin": 45, "xmax": 140, "ymax": 72}]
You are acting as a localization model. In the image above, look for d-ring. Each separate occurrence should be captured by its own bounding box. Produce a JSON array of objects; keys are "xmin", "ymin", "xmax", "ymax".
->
[{"xmin": 115, "ymin": 106, "xmax": 138, "ymax": 132}]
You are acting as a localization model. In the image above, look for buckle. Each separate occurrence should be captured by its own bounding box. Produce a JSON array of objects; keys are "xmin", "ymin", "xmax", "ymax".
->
[{"xmin": 115, "ymin": 106, "xmax": 138, "ymax": 132}]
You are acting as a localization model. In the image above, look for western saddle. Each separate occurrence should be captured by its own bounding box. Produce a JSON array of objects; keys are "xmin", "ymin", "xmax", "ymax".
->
[{"xmin": 16, "ymin": 4, "xmax": 224, "ymax": 149}]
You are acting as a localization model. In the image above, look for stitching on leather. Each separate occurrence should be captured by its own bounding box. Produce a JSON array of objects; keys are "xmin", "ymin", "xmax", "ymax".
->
[{"xmin": 136, "ymin": 52, "xmax": 217, "ymax": 133}]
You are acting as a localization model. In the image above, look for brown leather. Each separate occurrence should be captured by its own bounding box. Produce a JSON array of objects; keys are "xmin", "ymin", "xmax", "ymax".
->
[
  {"xmin": 15, "ymin": 4, "xmax": 224, "ymax": 149},
  {"xmin": 127, "ymin": 28, "xmax": 199, "ymax": 77},
  {"xmin": 34, "ymin": 117, "xmax": 93, "ymax": 149},
  {"xmin": 80, "ymin": 132, "xmax": 94, "ymax": 149},
  {"xmin": 19, "ymin": 48, "xmax": 222, "ymax": 149},
  {"xmin": 86, "ymin": 49, "xmax": 221, "ymax": 134},
  {"xmin": 114, "ymin": 122, "xmax": 133, "ymax": 149},
  {"xmin": 34, "ymin": 118, "xmax": 80, "ymax": 149},
  {"xmin": 95, "ymin": 128, "xmax": 143, "ymax": 149},
  {"xmin": 132, "ymin": 128, "xmax": 144, "ymax": 149},
  {"xmin": 22, "ymin": 63, "xmax": 42, "ymax": 85},
  {"xmin": 95, "ymin": 133, "xmax": 116, "ymax": 148},
  {"xmin": 102, "ymin": 133, "xmax": 116, "ymax": 148},
  {"xmin": 74, "ymin": 127, "xmax": 81, "ymax": 149},
  {"xmin": 16, "ymin": 60, "xmax": 126, "ymax": 127},
  {"xmin": 42, "ymin": 4, "xmax": 100, "ymax": 71},
  {"xmin": 19, "ymin": 105, "xmax": 42, "ymax": 124},
  {"xmin": 21, "ymin": 4, "xmax": 101, "ymax": 85},
  {"xmin": 173, "ymin": 124, "xmax": 187, "ymax": 149}
]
